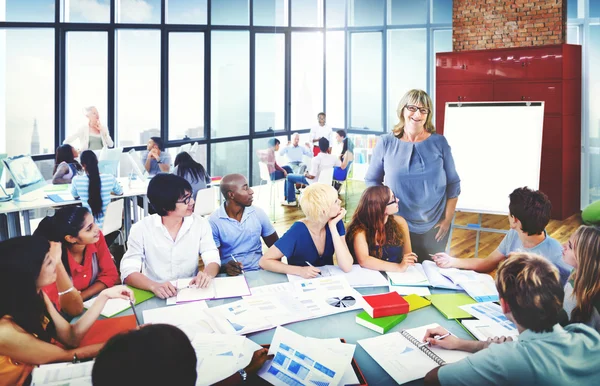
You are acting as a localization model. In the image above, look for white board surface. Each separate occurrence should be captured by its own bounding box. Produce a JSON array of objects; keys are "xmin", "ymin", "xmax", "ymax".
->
[{"xmin": 443, "ymin": 102, "xmax": 544, "ymax": 215}]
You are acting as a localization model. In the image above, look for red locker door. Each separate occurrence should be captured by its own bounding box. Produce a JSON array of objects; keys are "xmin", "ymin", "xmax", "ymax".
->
[
  {"xmin": 437, "ymin": 53, "xmax": 467, "ymax": 83},
  {"xmin": 525, "ymin": 82, "xmax": 562, "ymax": 115},
  {"xmin": 460, "ymin": 51, "xmax": 494, "ymax": 82},
  {"xmin": 525, "ymin": 46, "xmax": 563, "ymax": 80},
  {"xmin": 493, "ymin": 50, "xmax": 528, "ymax": 81}
]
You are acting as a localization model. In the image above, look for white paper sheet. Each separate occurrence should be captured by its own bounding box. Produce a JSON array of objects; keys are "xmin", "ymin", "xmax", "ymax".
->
[
  {"xmin": 176, "ymin": 276, "xmax": 251, "ymax": 303},
  {"xmin": 459, "ymin": 302, "xmax": 518, "ymax": 335},
  {"xmin": 421, "ymin": 261, "xmax": 462, "ymax": 290},
  {"xmin": 31, "ymin": 361, "xmax": 94, "ymax": 386},
  {"xmin": 83, "ymin": 297, "xmax": 130, "ymax": 318},
  {"xmin": 460, "ymin": 319, "xmax": 519, "ymax": 342},
  {"xmin": 287, "ymin": 264, "xmax": 389, "ymax": 288},
  {"xmin": 192, "ymin": 333, "xmax": 247, "ymax": 386},
  {"xmin": 306, "ymin": 337, "xmax": 359, "ymax": 385},
  {"xmin": 388, "ymin": 283, "xmax": 431, "ymax": 296},
  {"xmin": 142, "ymin": 301, "xmax": 216, "ymax": 338},
  {"xmin": 386, "ymin": 265, "xmax": 430, "ymax": 286},
  {"xmin": 437, "ymin": 268, "xmax": 499, "ymax": 302}
]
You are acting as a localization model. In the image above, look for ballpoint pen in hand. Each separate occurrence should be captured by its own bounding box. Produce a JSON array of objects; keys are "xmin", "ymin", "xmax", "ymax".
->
[
  {"xmin": 305, "ymin": 261, "xmax": 322, "ymax": 276},
  {"xmin": 130, "ymin": 299, "xmax": 142, "ymax": 326},
  {"xmin": 231, "ymin": 255, "xmax": 245, "ymax": 274},
  {"xmin": 418, "ymin": 332, "xmax": 452, "ymax": 348}
]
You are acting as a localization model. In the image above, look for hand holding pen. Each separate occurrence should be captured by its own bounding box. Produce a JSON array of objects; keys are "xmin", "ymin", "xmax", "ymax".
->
[
  {"xmin": 225, "ymin": 255, "xmax": 245, "ymax": 276},
  {"xmin": 422, "ymin": 327, "xmax": 461, "ymax": 350},
  {"xmin": 300, "ymin": 261, "xmax": 321, "ymax": 279}
]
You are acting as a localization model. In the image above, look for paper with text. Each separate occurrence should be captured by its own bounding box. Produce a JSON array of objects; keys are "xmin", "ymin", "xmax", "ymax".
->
[{"xmin": 287, "ymin": 264, "xmax": 389, "ymax": 287}]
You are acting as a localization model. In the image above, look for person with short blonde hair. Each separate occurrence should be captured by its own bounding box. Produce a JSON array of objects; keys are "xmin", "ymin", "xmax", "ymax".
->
[
  {"xmin": 260, "ymin": 184, "xmax": 353, "ymax": 279},
  {"xmin": 63, "ymin": 106, "xmax": 114, "ymax": 151},
  {"xmin": 423, "ymin": 252, "xmax": 600, "ymax": 386}
]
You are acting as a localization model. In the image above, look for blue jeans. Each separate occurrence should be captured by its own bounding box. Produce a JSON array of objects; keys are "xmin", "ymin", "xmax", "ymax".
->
[
  {"xmin": 285, "ymin": 174, "xmax": 309, "ymax": 203},
  {"xmin": 270, "ymin": 166, "xmax": 293, "ymax": 182}
]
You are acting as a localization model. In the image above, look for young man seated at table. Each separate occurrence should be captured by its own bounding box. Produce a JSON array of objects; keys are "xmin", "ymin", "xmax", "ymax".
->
[
  {"xmin": 142, "ymin": 136, "xmax": 172, "ymax": 176},
  {"xmin": 432, "ymin": 187, "xmax": 572, "ymax": 285},
  {"xmin": 120, "ymin": 174, "xmax": 220, "ymax": 299},
  {"xmin": 209, "ymin": 174, "xmax": 279, "ymax": 275},
  {"xmin": 423, "ymin": 252, "xmax": 600, "ymax": 386}
]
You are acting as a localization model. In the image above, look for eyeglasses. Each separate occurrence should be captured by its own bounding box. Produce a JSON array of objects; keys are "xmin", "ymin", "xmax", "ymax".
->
[
  {"xmin": 177, "ymin": 194, "xmax": 193, "ymax": 205},
  {"xmin": 405, "ymin": 105, "xmax": 430, "ymax": 114},
  {"xmin": 387, "ymin": 196, "xmax": 398, "ymax": 206}
]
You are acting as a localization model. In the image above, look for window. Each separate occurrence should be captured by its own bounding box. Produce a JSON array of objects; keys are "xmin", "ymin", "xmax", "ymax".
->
[
  {"xmin": 1, "ymin": 0, "xmax": 55, "ymax": 22},
  {"xmin": 326, "ymin": 31, "xmax": 345, "ymax": 129},
  {"xmin": 592, "ymin": 0, "xmax": 600, "ymax": 18},
  {"xmin": 253, "ymin": 0, "xmax": 288, "ymax": 26},
  {"xmin": 64, "ymin": 0, "xmax": 110, "ymax": 23},
  {"xmin": 116, "ymin": 0, "xmax": 161, "ymax": 23},
  {"xmin": 211, "ymin": 31, "xmax": 250, "ymax": 138},
  {"xmin": 169, "ymin": 33, "xmax": 205, "ymax": 141},
  {"xmin": 387, "ymin": 29, "xmax": 427, "ymax": 131},
  {"xmin": 65, "ymin": 32, "xmax": 108, "ymax": 149},
  {"xmin": 291, "ymin": 0, "xmax": 323, "ymax": 27},
  {"xmin": 116, "ymin": 30, "xmax": 161, "ymax": 147},
  {"xmin": 291, "ymin": 32, "xmax": 323, "ymax": 131},
  {"xmin": 349, "ymin": 0, "xmax": 384, "ymax": 27},
  {"xmin": 432, "ymin": 0, "xmax": 453, "ymax": 24},
  {"xmin": 326, "ymin": 0, "xmax": 346, "ymax": 28},
  {"xmin": 167, "ymin": 0, "xmax": 207, "ymax": 24},
  {"xmin": 211, "ymin": 0, "xmax": 249, "ymax": 25},
  {"xmin": 389, "ymin": 0, "xmax": 427, "ymax": 25},
  {"xmin": 1, "ymin": 29, "xmax": 55, "ymax": 156},
  {"xmin": 255, "ymin": 34, "xmax": 285, "ymax": 132},
  {"xmin": 351, "ymin": 32, "xmax": 382, "ymax": 131},
  {"xmin": 433, "ymin": 29, "xmax": 452, "ymax": 100},
  {"xmin": 167, "ymin": 143, "xmax": 207, "ymax": 170},
  {"xmin": 211, "ymin": 140, "xmax": 249, "ymax": 181}
]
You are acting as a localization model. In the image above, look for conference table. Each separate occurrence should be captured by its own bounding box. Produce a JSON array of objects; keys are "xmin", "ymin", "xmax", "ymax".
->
[
  {"xmin": 0, "ymin": 177, "xmax": 149, "ymax": 241},
  {"xmin": 96, "ymin": 270, "xmax": 473, "ymax": 386}
]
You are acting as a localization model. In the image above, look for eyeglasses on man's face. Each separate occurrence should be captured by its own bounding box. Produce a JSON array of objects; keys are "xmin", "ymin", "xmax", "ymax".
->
[
  {"xmin": 405, "ymin": 105, "xmax": 430, "ymax": 115},
  {"xmin": 177, "ymin": 193, "xmax": 193, "ymax": 205}
]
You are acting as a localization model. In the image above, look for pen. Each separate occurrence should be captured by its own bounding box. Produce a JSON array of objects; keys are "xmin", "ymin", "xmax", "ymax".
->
[
  {"xmin": 130, "ymin": 299, "xmax": 142, "ymax": 326},
  {"xmin": 418, "ymin": 332, "xmax": 452, "ymax": 348},
  {"xmin": 231, "ymin": 255, "xmax": 245, "ymax": 274},
  {"xmin": 305, "ymin": 261, "xmax": 322, "ymax": 276}
]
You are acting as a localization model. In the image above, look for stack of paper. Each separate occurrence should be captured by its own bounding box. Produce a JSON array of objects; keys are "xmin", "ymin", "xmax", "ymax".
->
[
  {"xmin": 436, "ymin": 268, "xmax": 499, "ymax": 302},
  {"xmin": 31, "ymin": 361, "xmax": 94, "ymax": 386},
  {"xmin": 175, "ymin": 275, "xmax": 251, "ymax": 303},
  {"xmin": 458, "ymin": 302, "xmax": 519, "ymax": 341},
  {"xmin": 258, "ymin": 326, "xmax": 356, "ymax": 386},
  {"xmin": 142, "ymin": 301, "xmax": 218, "ymax": 338},
  {"xmin": 286, "ymin": 264, "xmax": 389, "ymax": 288}
]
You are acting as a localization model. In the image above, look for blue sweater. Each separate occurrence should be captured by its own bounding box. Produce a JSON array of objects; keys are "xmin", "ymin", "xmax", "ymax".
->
[{"xmin": 365, "ymin": 133, "xmax": 461, "ymax": 234}]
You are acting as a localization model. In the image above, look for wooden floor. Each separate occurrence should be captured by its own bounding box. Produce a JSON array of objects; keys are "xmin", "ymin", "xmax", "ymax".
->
[{"xmin": 251, "ymin": 180, "xmax": 583, "ymax": 259}]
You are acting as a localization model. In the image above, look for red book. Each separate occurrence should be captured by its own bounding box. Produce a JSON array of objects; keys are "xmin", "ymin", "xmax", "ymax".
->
[
  {"xmin": 80, "ymin": 315, "xmax": 137, "ymax": 346},
  {"xmin": 362, "ymin": 292, "xmax": 409, "ymax": 318}
]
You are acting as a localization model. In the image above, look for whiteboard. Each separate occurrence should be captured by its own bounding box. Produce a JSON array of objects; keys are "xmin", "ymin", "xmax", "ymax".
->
[{"xmin": 443, "ymin": 102, "xmax": 544, "ymax": 215}]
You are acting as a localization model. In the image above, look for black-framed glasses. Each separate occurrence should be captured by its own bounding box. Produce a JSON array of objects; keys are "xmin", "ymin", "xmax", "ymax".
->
[
  {"xmin": 387, "ymin": 195, "xmax": 398, "ymax": 206},
  {"xmin": 405, "ymin": 105, "xmax": 430, "ymax": 114},
  {"xmin": 177, "ymin": 194, "xmax": 193, "ymax": 205}
]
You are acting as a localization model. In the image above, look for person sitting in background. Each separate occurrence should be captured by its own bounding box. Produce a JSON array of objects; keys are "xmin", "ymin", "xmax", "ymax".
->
[
  {"xmin": 282, "ymin": 138, "xmax": 348, "ymax": 206},
  {"xmin": 35, "ymin": 207, "xmax": 120, "ymax": 317},
  {"xmin": 51, "ymin": 144, "xmax": 82, "ymax": 184},
  {"xmin": 142, "ymin": 137, "xmax": 171, "ymax": 177},
  {"xmin": 260, "ymin": 183, "xmax": 353, "ymax": 278},
  {"xmin": 279, "ymin": 133, "xmax": 312, "ymax": 174},
  {"xmin": 209, "ymin": 174, "xmax": 279, "ymax": 275},
  {"xmin": 433, "ymin": 187, "xmax": 573, "ymax": 285},
  {"xmin": 120, "ymin": 174, "xmax": 220, "ymax": 299},
  {"xmin": 71, "ymin": 150, "xmax": 123, "ymax": 229},
  {"xmin": 0, "ymin": 236, "xmax": 133, "ymax": 386},
  {"xmin": 332, "ymin": 130, "xmax": 354, "ymax": 188},
  {"xmin": 257, "ymin": 138, "xmax": 293, "ymax": 181},
  {"xmin": 423, "ymin": 252, "xmax": 600, "ymax": 386},
  {"xmin": 63, "ymin": 106, "xmax": 114, "ymax": 152},
  {"xmin": 92, "ymin": 324, "xmax": 273, "ymax": 386},
  {"xmin": 562, "ymin": 225, "xmax": 600, "ymax": 332},
  {"xmin": 346, "ymin": 186, "xmax": 417, "ymax": 272},
  {"xmin": 174, "ymin": 151, "xmax": 211, "ymax": 200}
]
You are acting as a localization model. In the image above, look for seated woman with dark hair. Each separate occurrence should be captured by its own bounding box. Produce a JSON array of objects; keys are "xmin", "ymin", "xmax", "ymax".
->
[
  {"xmin": 92, "ymin": 324, "xmax": 273, "ymax": 386},
  {"xmin": 35, "ymin": 206, "xmax": 120, "ymax": 317},
  {"xmin": 120, "ymin": 174, "xmax": 221, "ymax": 299},
  {"xmin": 174, "ymin": 151, "xmax": 211, "ymax": 199},
  {"xmin": 0, "ymin": 236, "xmax": 133, "ymax": 386},
  {"xmin": 346, "ymin": 186, "xmax": 417, "ymax": 272},
  {"xmin": 260, "ymin": 183, "xmax": 353, "ymax": 278},
  {"xmin": 51, "ymin": 144, "xmax": 82, "ymax": 184}
]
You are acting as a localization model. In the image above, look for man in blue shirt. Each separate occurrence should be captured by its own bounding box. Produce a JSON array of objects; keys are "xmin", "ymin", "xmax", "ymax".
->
[
  {"xmin": 433, "ymin": 187, "xmax": 572, "ymax": 285},
  {"xmin": 279, "ymin": 133, "xmax": 312, "ymax": 174},
  {"xmin": 423, "ymin": 252, "xmax": 600, "ymax": 386},
  {"xmin": 141, "ymin": 137, "xmax": 172, "ymax": 177},
  {"xmin": 209, "ymin": 174, "xmax": 279, "ymax": 274}
]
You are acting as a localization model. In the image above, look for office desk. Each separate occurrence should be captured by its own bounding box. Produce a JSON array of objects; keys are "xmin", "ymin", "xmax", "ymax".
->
[{"xmin": 94, "ymin": 271, "xmax": 472, "ymax": 386}]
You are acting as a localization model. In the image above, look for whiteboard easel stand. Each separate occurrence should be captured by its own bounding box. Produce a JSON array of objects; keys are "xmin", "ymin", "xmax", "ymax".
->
[{"xmin": 446, "ymin": 212, "xmax": 509, "ymax": 258}]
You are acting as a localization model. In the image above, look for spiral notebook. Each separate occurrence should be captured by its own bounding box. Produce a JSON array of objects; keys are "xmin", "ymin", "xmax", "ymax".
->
[{"xmin": 358, "ymin": 323, "xmax": 471, "ymax": 384}]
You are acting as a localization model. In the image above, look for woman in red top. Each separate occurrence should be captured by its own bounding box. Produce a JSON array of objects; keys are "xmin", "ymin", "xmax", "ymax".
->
[{"xmin": 36, "ymin": 207, "xmax": 120, "ymax": 317}]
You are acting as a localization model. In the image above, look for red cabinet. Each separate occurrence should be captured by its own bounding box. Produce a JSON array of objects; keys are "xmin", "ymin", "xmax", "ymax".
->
[{"xmin": 436, "ymin": 44, "xmax": 582, "ymax": 220}]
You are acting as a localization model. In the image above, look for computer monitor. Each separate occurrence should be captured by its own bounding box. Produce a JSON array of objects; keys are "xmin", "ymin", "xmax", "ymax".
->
[
  {"xmin": 98, "ymin": 147, "xmax": 123, "ymax": 177},
  {"xmin": 127, "ymin": 149, "xmax": 148, "ymax": 182},
  {"xmin": 2, "ymin": 154, "xmax": 47, "ymax": 201},
  {"xmin": 0, "ymin": 153, "xmax": 10, "ymax": 202}
]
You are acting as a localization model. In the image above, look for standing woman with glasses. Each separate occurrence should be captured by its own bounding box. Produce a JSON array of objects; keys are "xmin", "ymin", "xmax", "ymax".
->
[
  {"xmin": 365, "ymin": 89, "xmax": 461, "ymax": 262},
  {"xmin": 346, "ymin": 186, "xmax": 418, "ymax": 272}
]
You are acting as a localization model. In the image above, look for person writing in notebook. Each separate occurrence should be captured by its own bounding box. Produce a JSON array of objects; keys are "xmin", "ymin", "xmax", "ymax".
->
[
  {"xmin": 432, "ymin": 187, "xmax": 572, "ymax": 285},
  {"xmin": 209, "ymin": 174, "xmax": 279, "ymax": 276},
  {"xmin": 423, "ymin": 252, "xmax": 600, "ymax": 386},
  {"xmin": 120, "ymin": 174, "xmax": 220, "ymax": 299}
]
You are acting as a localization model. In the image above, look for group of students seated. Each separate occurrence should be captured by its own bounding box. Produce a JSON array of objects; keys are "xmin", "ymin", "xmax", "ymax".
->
[{"xmin": 3, "ymin": 146, "xmax": 600, "ymax": 384}]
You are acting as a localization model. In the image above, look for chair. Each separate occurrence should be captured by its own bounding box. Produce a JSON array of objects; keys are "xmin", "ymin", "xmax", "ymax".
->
[
  {"xmin": 317, "ymin": 168, "xmax": 334, "ymax": 186},
  {"xmin": 103, "ymin": 199, "xmax": 125, "ymax": 250},
  {"xmin": 257, "ymin": 161, "xmax": 283, "ymax": 221},
  {"xmin": 333, "ymin": 161, "xmax": 353, "ymax": 220},
  {"xmin": 194, "ymin": 187, "xmax": 218, "ymax": 217}
]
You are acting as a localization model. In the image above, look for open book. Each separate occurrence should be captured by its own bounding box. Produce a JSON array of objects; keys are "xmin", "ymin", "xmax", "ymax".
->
[
  {"xmin": 31, "ymin": 361, "xmax": 93, "ymax": 386},
  {"xmin": 387, "ymin": 261, "xmax": 499, "ymax": 302},
  {"xmin": 286, "ymin": 264, "xmax": 389, "ymax": 288},
  {"xmin": 358, "ymin": 323, "xmax": 471, "ymax": 384},
  {"xmin": 176, "ymin": 275, "xmax": 251, "ymax": 303}
]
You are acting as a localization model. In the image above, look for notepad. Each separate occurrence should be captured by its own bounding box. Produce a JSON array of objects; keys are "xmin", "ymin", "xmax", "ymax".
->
[
  {"xmin": 47, "ymin": 193, "xmax": 76, "ymax": 203},
  {"xmin": 176, "ymin": 275, "xmax": 251, "ymax": 303},
  {"xmin": 83, "ymin": 286, "xmax": 155, "ymax": 318},
  {"xmin": 287, "ymin": 264, "xmax": 389, "ymax": 288},
  {"xmin": 387, "ymin": 262, "xmax": 461, "ymax": 290},
  {"xmin": 426, "ymin": 293, "xmax": 477, "ymax": 319}
]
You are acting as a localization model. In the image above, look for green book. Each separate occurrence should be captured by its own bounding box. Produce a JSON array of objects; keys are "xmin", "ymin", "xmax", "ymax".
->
[
  {"xmin": 84, "ymin": 286, "xmax": 156, "ymax": 318},
  {"xmin": 426, "ymin": 293, "xmax": 476, "ymax": 319},
  {"xmin": 355, "ymin": 311, "xmax": 407, "ymax": 334}
]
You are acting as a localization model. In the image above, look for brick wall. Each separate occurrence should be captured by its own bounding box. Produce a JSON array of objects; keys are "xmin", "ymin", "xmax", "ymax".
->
[{"xmin": 453, "ymin": 0, "xmax": 567, "ymax": 51}]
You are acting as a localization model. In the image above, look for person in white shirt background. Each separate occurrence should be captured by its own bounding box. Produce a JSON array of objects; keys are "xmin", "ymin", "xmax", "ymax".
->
[
  {"xmin": 309, "ymin": 112, "xmax": 333, "ymax": 157},
  {"xmin": 63, "ymin": 106, "xmax": 114, "ymax": 152},
  {"xmin": 120, "ymin": 174, "xmax": 220, "ymax": 299}
]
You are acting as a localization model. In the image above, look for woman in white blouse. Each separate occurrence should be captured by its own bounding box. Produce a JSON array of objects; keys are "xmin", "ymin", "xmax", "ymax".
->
[{"xmin": 64, "ymin": 106, "xmax": 114, "ymax": 151}]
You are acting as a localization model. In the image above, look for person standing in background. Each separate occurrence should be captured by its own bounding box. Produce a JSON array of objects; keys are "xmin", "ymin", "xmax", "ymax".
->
[
  {"xmin": 309, "ymin": 112, "xmax": 332, "ymax": 157},
  {"xmin": 63, "ymin": 106, "xmax": 114, "ymax": 151}
]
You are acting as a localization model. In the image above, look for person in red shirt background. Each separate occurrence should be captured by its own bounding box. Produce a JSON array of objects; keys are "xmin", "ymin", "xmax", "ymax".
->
[{"xmin": 35, "ymin": 206, "xmax": 120, "ymax": 317}]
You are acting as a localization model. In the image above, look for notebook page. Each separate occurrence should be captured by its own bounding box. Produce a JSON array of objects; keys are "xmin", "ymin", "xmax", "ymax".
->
[
  {"xmin": 422, "ymin": 261, "xmax": 462, "ymax": 290},
  {"xmin": 386, "ymin": 264, "xmax": 430, "ymax": 286},
  {"xmin": 404, "ymin": 323, "xmax": 472, "ymax": 364},
  {"xmin": 213, "ymin": 276, "xmax": 252, "ymax": 299},
  {"xmin": 176, "ymin": 278, "xmax": 216, "ymax": 302}
]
